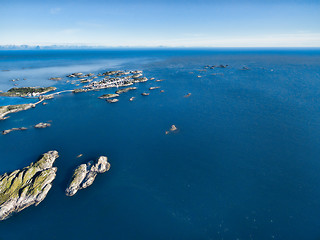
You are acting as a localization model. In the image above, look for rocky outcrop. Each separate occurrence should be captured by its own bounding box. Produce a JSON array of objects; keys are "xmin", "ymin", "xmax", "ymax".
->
[
  {"xmin": 34, "ymin": 122, "xmax": 51, "ymax": 129},
  {"xmin": 2, "ymin": 127, "xmax": 27, "ymax": 135},
  {"xmin": 49, "ymin": 77, "xmax": 62, "ymax": 81},
  {"xmin": 0, "ymin": 151, "xmax": 59, "ymax": 221},
  {"xmin": 65, "ymin": 156, "xmax": 110, "ymax": 196},
  {"xmin": 149, "ymin": 87, "xmax": 160, "ymax": 90},
  {"xmin": 39, "ymin": 94, "xmax": 54, "ymax": 100},
  {"xmin": 98, "ymin": 93, "xmax": 119, "ymax": 99},
  {"xmin": 115, "ymin": 87, "xmax": 137, "ymax": 94},
  {"xmin": 165, "ymin": 125, "xmax": 178, "ymax": 134},
  {"xmin": 133, "ymin": 77, "xmax": 148, "ymax": 83},
  {"xmin": 107, "ymin": 99, "xmax": 119, "ymax": 103}
]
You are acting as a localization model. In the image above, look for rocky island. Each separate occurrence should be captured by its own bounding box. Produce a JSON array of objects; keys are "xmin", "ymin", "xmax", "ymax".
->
[
  {"xmin": 65, "ymin": 156, "xmax": 110, "ymax": 196},
  {"xmin": 115, "ymin": 86, "xmax": 137, "ymax": 94},
  {"xmin": 2, "ymin": 127, "xmax": 27, "ymax": 135},
  {"xmin": 0, "ymin": 102, "xmax": 39, "ymax": 120},
  {"xmin": 149, "ymin": 87, "xmax": 160, "ymax": 90},
  {"xmin": 98, "ymin": 93, "xmax": 119, "ymax": 99},
  {"xmin": 0, "ymin": 87, "xmax": 56, "ymax": 97},
  {"xmin": 34, "ymin": 122, "xmax": 51, "ymax": 129},
  {"xmin": 49, "ymin": 77, "xmax": 62, "ymax": 81},
  {"xmin": 107, "ymin": 99, "xmax": 119, "ymax": 103},
  {"xmin": 0, "ymin": 151, "xmax": 59, "ymax": 221},
  {"xmin": 165, "ymin": 125, "xmax": 178, "ymax": 134}
]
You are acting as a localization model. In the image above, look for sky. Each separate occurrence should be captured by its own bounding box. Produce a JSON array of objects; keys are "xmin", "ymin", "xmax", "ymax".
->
[{"xmin": 0, "ymin": 0, "xmax": 319, "ymax": 47}]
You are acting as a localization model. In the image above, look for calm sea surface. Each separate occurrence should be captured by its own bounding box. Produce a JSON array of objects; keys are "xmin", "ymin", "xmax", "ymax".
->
[{"xmin": 0, "ymin": 49, "xmax": 320, "ymax": 240}]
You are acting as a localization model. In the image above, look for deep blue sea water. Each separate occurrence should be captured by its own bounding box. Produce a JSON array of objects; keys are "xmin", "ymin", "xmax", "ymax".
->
[{"xmin": 0, "ymin": 49, "xmax": 320, "ymax": 240}]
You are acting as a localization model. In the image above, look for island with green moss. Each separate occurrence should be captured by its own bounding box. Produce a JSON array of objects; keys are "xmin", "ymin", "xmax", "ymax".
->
[
  {"xmin": 0, "ymin": 151, "xmax": 59, "ymax": 221},
  {"xmin": 0, "ymin": 103, "xmax": 35, "ymax": 120},
  {"xmin": 0, "ymin": 99, "xmax": 45, "ymax": 121},
  {"xmin": 0, "ymin": 87, "xmax": 56, "ymax": 97}
]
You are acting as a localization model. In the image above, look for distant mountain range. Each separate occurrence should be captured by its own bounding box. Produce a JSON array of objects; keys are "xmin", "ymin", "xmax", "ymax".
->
[{"xmin": 0, "ymin": 45, "xmax": 108, "ymax": 50}]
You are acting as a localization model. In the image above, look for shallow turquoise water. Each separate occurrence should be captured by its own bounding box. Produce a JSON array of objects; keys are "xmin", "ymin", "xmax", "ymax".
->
[{"xmin": 1, "ymin": 49, "xmax": 320, "ymax": 240}]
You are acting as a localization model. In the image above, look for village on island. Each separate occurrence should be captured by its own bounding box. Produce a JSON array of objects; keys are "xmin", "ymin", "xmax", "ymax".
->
[{"xmin": 0, "ymin": 69, "xmax": 163, "ymax": 120}]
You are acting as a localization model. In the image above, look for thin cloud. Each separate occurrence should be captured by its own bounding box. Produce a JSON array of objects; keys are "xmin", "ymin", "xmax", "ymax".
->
[
  {"xmin": 59, "ymin": 28, "xmax": 81, "ymax": 35},
  {"xmin": 50, "ymin": 8, "xmax": 61, "ymax": 15}
]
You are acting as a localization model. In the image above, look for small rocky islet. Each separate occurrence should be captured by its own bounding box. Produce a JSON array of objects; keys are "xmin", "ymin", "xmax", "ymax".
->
[
  {"xmin": 2, "ymin": 122, "xmax": 51, "ymax": 135},
  {"xmin": 34, "ymin": 122, "xmax": 51, "ymax": 129},
  {"xmin": 65, "ymin": 156, "xmax": 110, "ymax": 197},
  {"xmin": 165, "ymin": 124, "xmax": 178, "ymax": 135},
  {"xmin": 106, "ymin": 98, "xmax": 119, "ymax": 103},
  {"xmin": 98, "ymin": 93, "xmax": 119, "ymax": 99},
  {"xmin": 2, "ymin": 127, "xmax": 27, "ymax": 135}
]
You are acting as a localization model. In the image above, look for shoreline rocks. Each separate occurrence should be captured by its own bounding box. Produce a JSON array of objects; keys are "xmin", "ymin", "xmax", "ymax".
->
[
  {"xmin": 65, "ymin": 156, "xmax": 110, "ymax": 196},
  {"xmin": 0, "ymin": 103, "xmax": 36, "ymax": 121},
  {"xmin": 0, "ymin": 151, "xmax": 59, "ymax": 221},
  {"xmin": 2, "ymin": 127, "xmax": 27, "ymax": 135}
]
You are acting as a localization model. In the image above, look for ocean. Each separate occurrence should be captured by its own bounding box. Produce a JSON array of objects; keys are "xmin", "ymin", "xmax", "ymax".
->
[{"xmin": 0, "ymin": 49, "xmax": 320, "ymax": 240}]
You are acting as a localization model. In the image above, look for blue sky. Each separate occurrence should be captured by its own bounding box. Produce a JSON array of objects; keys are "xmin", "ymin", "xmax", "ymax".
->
[{"xmin": 0, "ymin": 0, "xmax": 319, "ymax": 47}]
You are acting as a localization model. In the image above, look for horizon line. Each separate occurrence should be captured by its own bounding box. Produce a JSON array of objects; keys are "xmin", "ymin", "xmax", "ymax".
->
[{"xmin": 1, "ymin": 45, "xmax": 320, "ymax": 50}]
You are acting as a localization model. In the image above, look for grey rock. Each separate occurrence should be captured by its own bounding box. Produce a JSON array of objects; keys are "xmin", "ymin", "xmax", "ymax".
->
[{"xmin": 65, "ymin": 156, "xmax": 110, "ymax": 196}]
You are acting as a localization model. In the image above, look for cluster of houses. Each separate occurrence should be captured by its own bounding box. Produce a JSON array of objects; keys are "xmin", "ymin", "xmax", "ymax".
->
[{"xmin": 75, "ymin": 70, "xmax": 148, "ymax": 92}]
